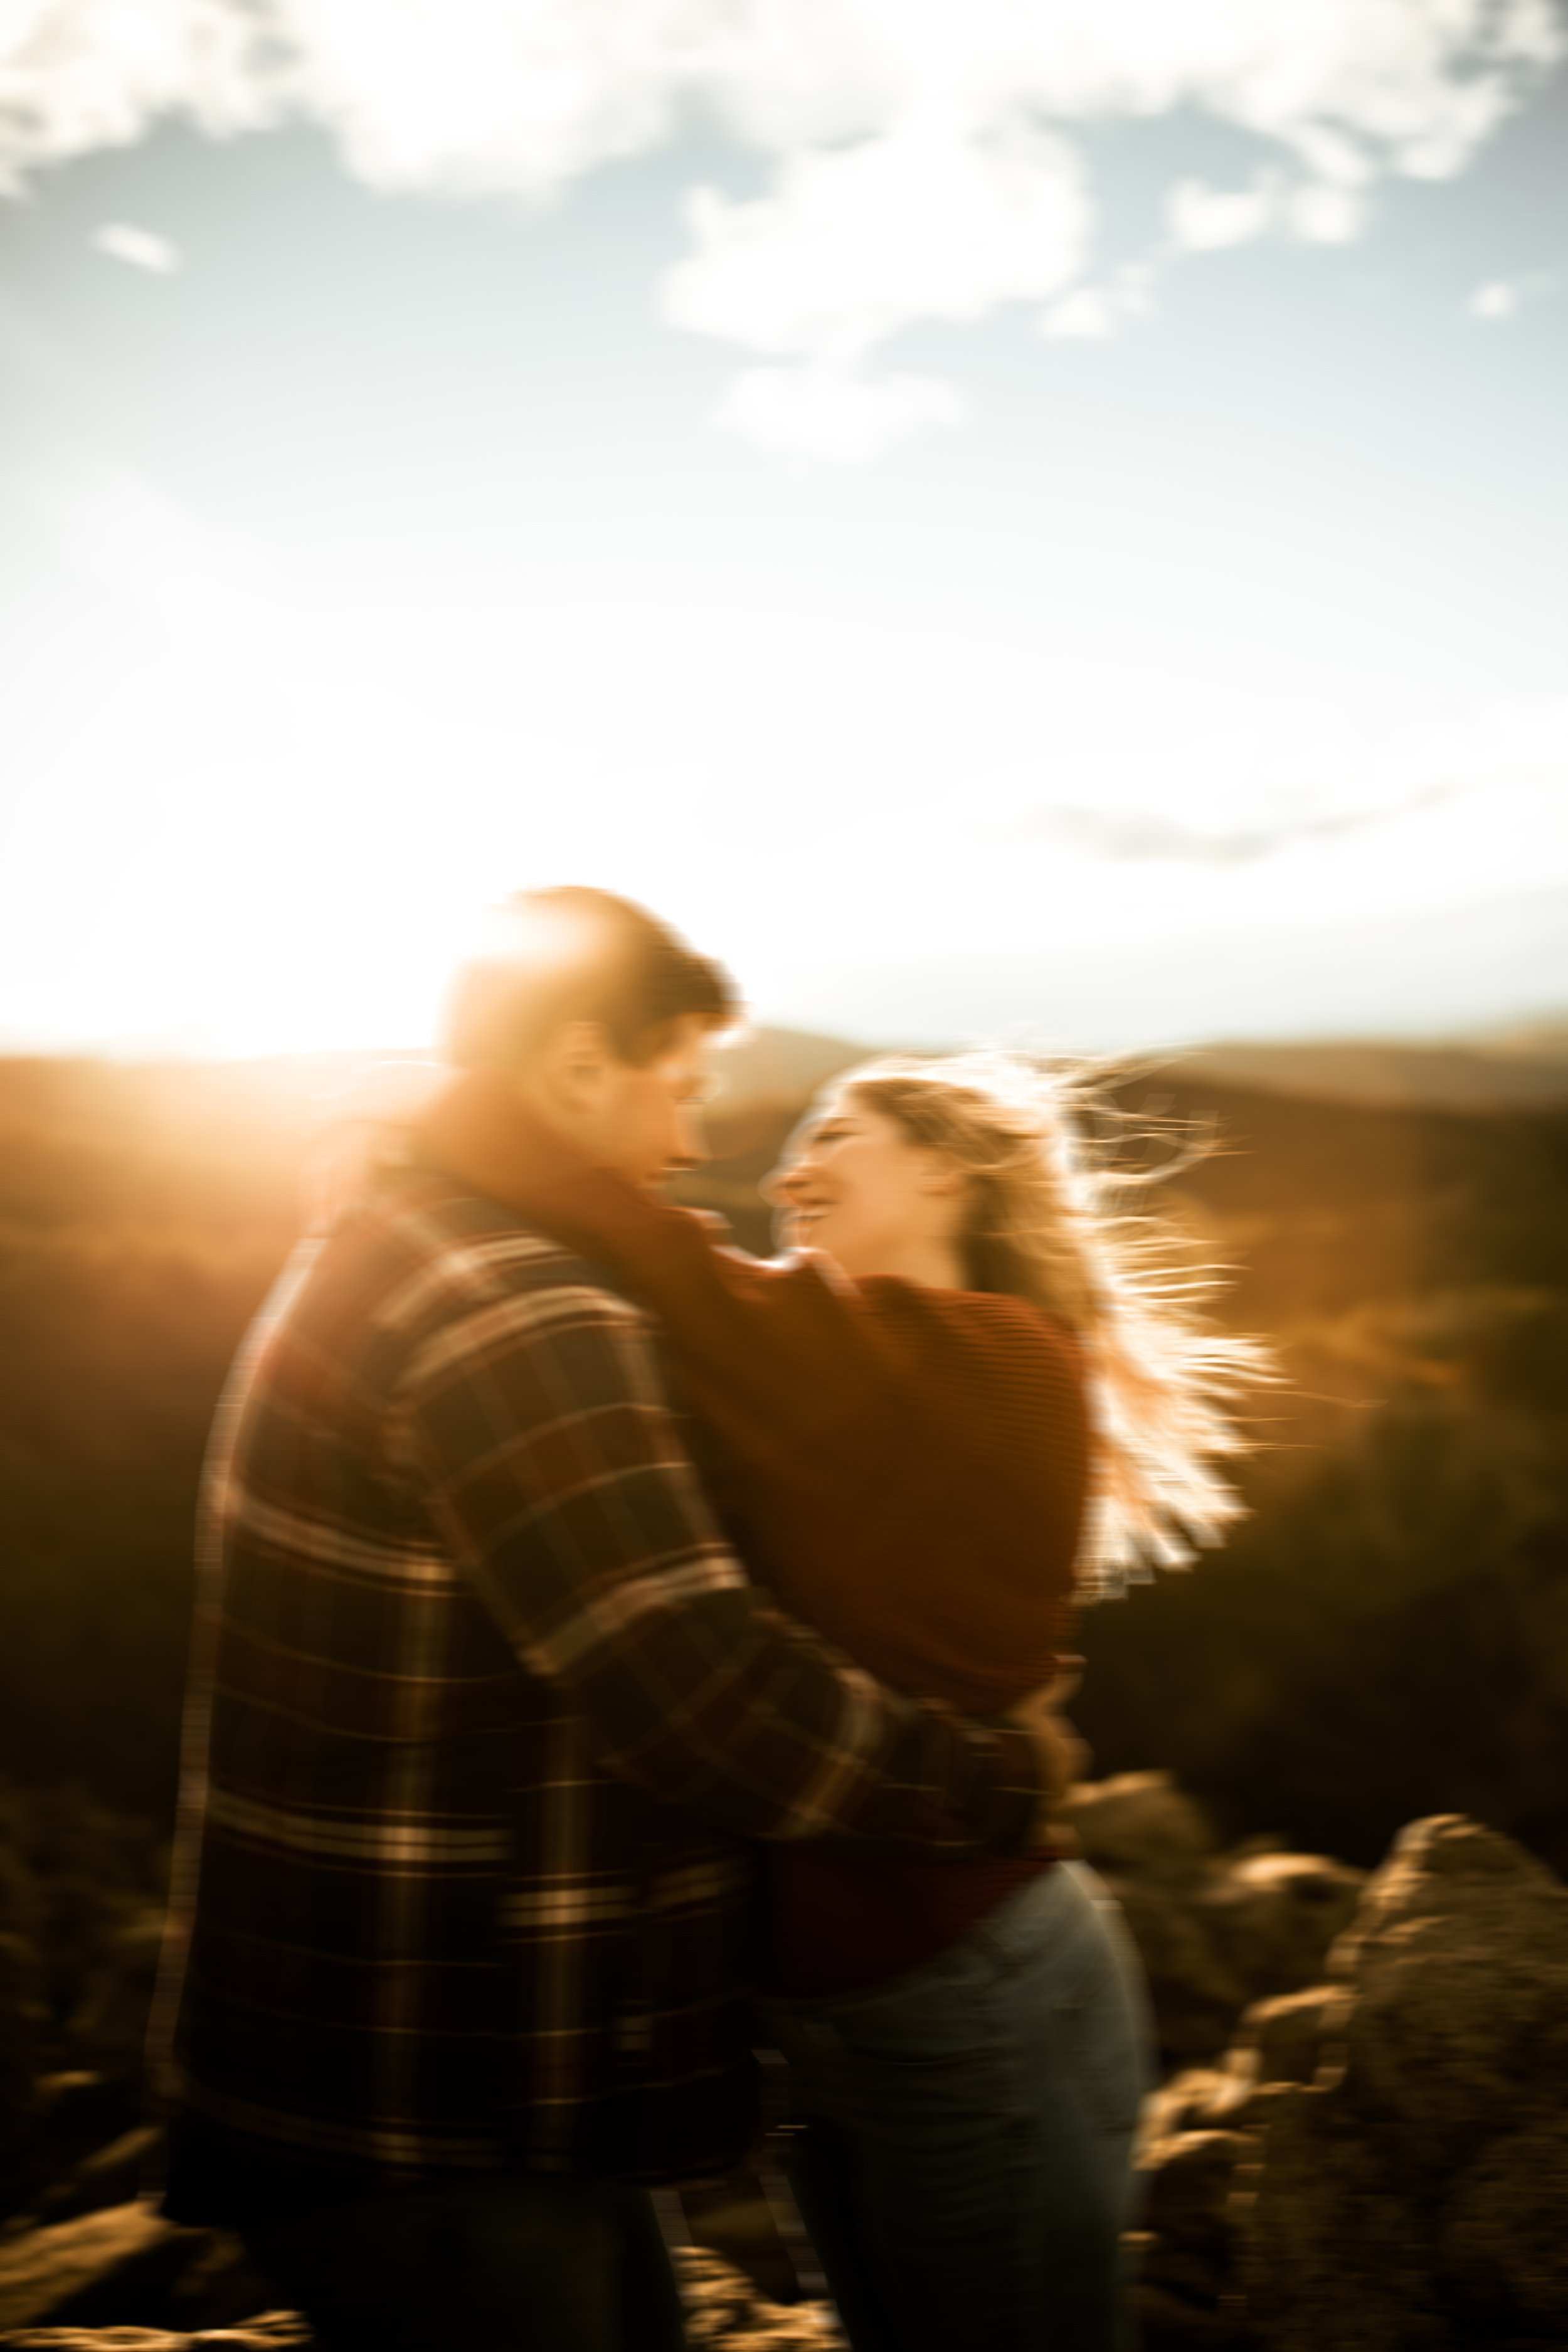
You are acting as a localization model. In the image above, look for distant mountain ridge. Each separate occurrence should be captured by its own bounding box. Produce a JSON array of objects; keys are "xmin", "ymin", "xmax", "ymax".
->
[
  {"xmin": 1168, "ymin": 1031, "xmax": 1568, "ymax": 1113},
  {"xmin": 6, "ymin": 1020, "xmax": 1567, "ymax": 1153},
  {"xmin": 712, "ymin": 1024, "xmax": 1568, "ymax": 1116},
  {"xmin": 711, "ymin": 1025, "xmax": 866, "ymax": 1108}
]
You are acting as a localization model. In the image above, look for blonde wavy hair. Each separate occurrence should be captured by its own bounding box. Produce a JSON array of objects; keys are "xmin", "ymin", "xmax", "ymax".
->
[{"xmin": 824, "ymin": 1050, "xmax": 1274, "ymax": 1599}]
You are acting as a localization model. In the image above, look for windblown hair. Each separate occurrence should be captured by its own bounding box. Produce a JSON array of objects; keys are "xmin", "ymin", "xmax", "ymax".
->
[
  {"xmin": 830, "ymin": 1051, "xmax": 1274, "ymax": 1599},
  {"xmin": 445, "ymin": 886, "xmax": 740, "ymax": 1072}
]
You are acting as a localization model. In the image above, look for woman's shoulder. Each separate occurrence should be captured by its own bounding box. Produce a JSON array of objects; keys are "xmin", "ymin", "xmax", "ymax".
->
[
  {"xmin": 855, "ymin": 1277, "xmax": 1084, "ymax": 1392},
  {"xmin": 859, "ymin": 1273, "xmax": 1077, "ymax": 1342},
  {"xmin": 854, "ymin": 1281, "xmax": 1091, "ymax": 1521}
]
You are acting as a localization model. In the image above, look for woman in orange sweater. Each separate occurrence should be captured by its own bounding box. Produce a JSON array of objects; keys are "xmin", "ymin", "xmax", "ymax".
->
[{"xmin": 418, "ymin": 1047, "xmax": 1263, "ymax": 2352}]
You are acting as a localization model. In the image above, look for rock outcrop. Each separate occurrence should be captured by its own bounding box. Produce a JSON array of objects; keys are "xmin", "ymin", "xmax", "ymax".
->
[
  {"xmin": 1126, "ymin": 1984, "xmax": 1347, "ymax": 2349},
  {"xmin": 1059, "ymin": 1771, "xmax": 1367, "ymax": 2066},
  {"xmin": 0, "ymin": 2245, "xmax": 843, "ymax": 2350},
  {"xmin": 1125, "ymin": 1813, "xmax": 1568, "ymax": 2350},
  {"xmin": 0, "ymin": 2321, "xmax": 309, "ymax": 2350},
  {"xmin": 0, "ymin": 1783, "xmax": 170, "ymax": 2227},
  {"xmin": 1237, "ymin": 1814, "xmax": 1568, "ymax": 2350},
  {"xmin": 3, "ymin": 1790, "xmax": 1564, "ymax": 2351},
  {"xmin": 0, "ymin": 2206, "xmax": 272, "ymax": 2342}
]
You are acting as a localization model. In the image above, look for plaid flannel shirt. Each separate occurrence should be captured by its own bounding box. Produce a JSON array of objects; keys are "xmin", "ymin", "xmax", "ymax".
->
[{"xmin": 154, "ymin": 1167, "xmax": 1041, "ymax": 2213}]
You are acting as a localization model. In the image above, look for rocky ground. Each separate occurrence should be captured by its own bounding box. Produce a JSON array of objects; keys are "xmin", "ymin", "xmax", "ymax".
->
[{"xmin": 0, "ymin": 1771, "xmax": 1563, "ymax": 2348}]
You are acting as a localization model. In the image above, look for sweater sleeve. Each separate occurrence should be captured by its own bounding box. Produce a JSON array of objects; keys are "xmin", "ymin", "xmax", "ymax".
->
[
  {"xmin": 394, "ymin": 1266, "xmax": 1043, "ymax": 1855},
  {"xmin": 417, "ymin": 1067, "xmax": 892, "ymax": 1454}
]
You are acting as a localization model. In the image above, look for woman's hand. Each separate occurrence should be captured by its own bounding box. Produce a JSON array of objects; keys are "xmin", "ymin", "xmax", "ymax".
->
[{"xmin": 1007, "ymin": 1658, "xmax": 1089, "ymax": 1850}]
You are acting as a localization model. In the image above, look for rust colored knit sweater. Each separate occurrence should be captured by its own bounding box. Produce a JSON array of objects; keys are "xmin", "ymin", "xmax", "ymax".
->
[{"xmin": 418, "ymin": 1069, "xmax": 1091, "ymax": 1994}]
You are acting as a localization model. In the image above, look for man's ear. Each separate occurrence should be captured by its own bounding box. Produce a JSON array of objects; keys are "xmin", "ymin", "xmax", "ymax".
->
[{"xmin": 536, "ymin": 1020, "xmax": 616, "ymax": 1116}]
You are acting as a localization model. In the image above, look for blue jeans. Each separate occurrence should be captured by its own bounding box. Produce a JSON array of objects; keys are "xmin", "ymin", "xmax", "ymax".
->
[
  {"xmin": 766, "ymin": 1862, "xmax": 1154, "ymax": 2352},
  {"xmin": 241, "ymin": 2169, "xmax": 687, "ymax": 2352}
]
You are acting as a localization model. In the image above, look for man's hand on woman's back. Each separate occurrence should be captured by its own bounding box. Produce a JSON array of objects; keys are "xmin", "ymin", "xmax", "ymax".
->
[{"xmin": 1008, "ymin": 1659, "xmax": 1089, "ymax": 1850}]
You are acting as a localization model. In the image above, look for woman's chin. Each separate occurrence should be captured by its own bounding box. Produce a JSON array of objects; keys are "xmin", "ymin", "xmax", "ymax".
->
[{"xmin": 786, "ymin": 1221, "xmax": 849, "ymax": 1272}]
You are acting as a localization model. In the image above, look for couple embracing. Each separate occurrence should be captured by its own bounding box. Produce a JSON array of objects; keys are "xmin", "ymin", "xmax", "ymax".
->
[{"xmin": 153, "ymin": 886, "xmax": 1261, "ymax": 2351}]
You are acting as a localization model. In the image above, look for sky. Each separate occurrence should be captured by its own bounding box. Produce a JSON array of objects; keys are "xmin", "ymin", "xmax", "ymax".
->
[{"xmin": 3, "ymin": 0, "xmax": 1567, "ymax": 1059}]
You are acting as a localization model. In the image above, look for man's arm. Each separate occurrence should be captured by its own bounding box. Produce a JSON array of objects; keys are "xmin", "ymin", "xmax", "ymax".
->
[{"xmin": 393, "ymin": 1274, "xmax": 1046, "ymax": 1857}]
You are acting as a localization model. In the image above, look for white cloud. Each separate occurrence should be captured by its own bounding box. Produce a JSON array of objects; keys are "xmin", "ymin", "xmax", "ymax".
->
[
  {"xmin": 1470, "ymin": 278, "xmax": 1522, "ymax": 319},
  {"xmin": 4, "ymin": 3, "xmax": 1560, "ymax": 203},
  {"xmin": 1286, "ymin": 177, "xmax": 1368, "ymax": 243},
  {"xmin": 0, "ymin": 0, "xmax": 279, "ymax": 196},
  {"xmin": 1039, "ymin": 287, "xmax": 1119, "ymax": 341},
  {"xmin": 254, "ymin": 0, "xmax": 708, "ymax": 198},
  {"xmin": 3, "ymin": 0, "xmax": 1562, "ymax": 454},
  {"xmin": 1167, "ymin": 169, "xmax": 1368, "ymax": 255},
  {"xmin": 1039, "ymin": 265, "xmax": 1150, "ymax": 340},
  {"xmin": 662, "ymin": 118, "xmax": 1089, "ymax": 358},
  {"xmin": 995, "ymin": 781, "xmax": 1461, "ymax": 864},
  {"xmin": 1467, "ymin": 271, "xmax": 1555, "ymax": 321},
  {"xmin": 709, "ymin": 358, "xmax": 967, "ymax": 463},
  {"xmin": 661, "ymin": 113, "xmax": 1088, "ymax": 450},
  {"xmin": 976, "ymin": 700, "xmax": 1568, "ymax": 940},
  {"xmin": 1285, "ymin": 120, "xmax": 1377, "ymax": 189},
  {"xmin": 1166, "ymin": 175, "xmax": 1280, "ymax": 252},
  {"xmin": 95, "ymin": 219, "xmax": 181, "ymax": 270},
  {"xmin": 670, "ymin": 0, "xmax": 1557, "ymax": 446}
]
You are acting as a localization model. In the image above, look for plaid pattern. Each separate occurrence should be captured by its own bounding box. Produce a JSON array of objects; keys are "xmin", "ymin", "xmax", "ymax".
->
[{"xmin": 153, "ymin": 1168, "xmax": 1039, "ymax": 2212}]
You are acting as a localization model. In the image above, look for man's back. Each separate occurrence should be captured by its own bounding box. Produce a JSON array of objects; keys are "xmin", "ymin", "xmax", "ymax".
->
[
  {"xmin": 160, "ymin": 1165, "xmax": 762, "ymax": 2215},
  {"xmin": 158, "ymin": 1153, "xmax": 1043, "ymax": 2226}
]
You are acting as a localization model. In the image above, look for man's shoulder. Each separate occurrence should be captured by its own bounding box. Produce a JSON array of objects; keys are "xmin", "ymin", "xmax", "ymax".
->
[
  {"xmin": 302, "ymin": 1168, "xmax": 649, "ymax": 1379},
  {"xmin": 371, "ymin": 1166, "xmax": 637, "ymax": 1296}
]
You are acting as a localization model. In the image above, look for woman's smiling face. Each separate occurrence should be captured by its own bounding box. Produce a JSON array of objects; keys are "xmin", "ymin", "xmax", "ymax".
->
[{"xmin": 765, "ymin": 1094, "xmax": 964, "ymax": 1281}]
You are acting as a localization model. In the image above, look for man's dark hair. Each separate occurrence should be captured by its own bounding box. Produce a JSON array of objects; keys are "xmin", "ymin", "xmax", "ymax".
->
[{"xmin": 445, "ymin": 886, "xmax": 740, "ymax": 1071}]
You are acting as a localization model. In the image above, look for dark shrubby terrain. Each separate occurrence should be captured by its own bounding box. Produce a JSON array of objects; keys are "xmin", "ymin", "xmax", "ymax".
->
[
  {"xmin": 1073, "ymin": 1079, "xmax": 1568, "ymax": 1873},
  {"xmin": 0, "ymin": 1059, "xmax": 320, "ymax": 1814},
  {"xmin": 0, "ymin": 1044, "xmax": 1565, "ymax": 1876}
]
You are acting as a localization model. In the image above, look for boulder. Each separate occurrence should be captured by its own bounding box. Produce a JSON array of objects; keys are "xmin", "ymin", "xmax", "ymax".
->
[
  {"xmin": 0, "ymin": 2249, "xmax": 849, "ymax": 2351},
  {"xmin": 0, "ymin": 2206, "xmax": 267, "ymax": 2339},
  {"xmin": 1061, "ymin": 1772, "xmax": 1220, "ymax": 1880},
  {"xmin": 1237, "ymin": 1815, "xmax": 1568, "ymax": 2349},
  {"xmin": 1441, "ymin": 2113, "xmax": 1568, "ymax": 2339},
  {"xmin": 1108, "ymin": 1880, "xmax": 1248, "ymax": 2066},
  {"xmin": 1190, "ymin": 1854, "xmax": 1364, "ymax": 2013},
  {"xmin": 1131, "ymin": 2126, "xmax": 1260, "ymax": 2349},
  {"xmin": 1138, "ymin": 2063, "xmax": 1256, "ymax": 2152},
  {"xmin": 1332, "ymin": 1815, "xmax": 1568, "ymax": 2180},
  {"xmin": 1142, "ymin": 2127, "xmax": 1251, "ymax": 2264},
  {"xmin": 673, "ymin": 2247, "xmax": 845, "ymax": 2346},
  {"xmin": 0, "ymin": 2321, "xmax": 309, "ymax": 2349},
  {"xmin": 1227, "ymin": 1986, "xmax": 1346, "ymax": 2090},
  {"xmin": 1235, "ymin": 2082, "xmax": 1449, "ymax": 2352},
  {"xmin": 1062, "ymin": 1774, "xmax": 1367, "ymax": 2066},
  {"xmin": 0, "ymin": 2208, "xmax": 198, "ymax": 2336}
]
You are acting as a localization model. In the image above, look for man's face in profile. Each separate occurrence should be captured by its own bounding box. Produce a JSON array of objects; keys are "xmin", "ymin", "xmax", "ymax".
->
[{"xmin": 586, "ymin": 1015, "xmax": 715, "ymax": 1190}]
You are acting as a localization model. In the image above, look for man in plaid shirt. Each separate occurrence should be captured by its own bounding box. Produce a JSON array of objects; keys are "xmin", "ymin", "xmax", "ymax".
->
[{"xmin": 152, "ymin": 889, "xmax": 1060, "ymax": 2350}]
